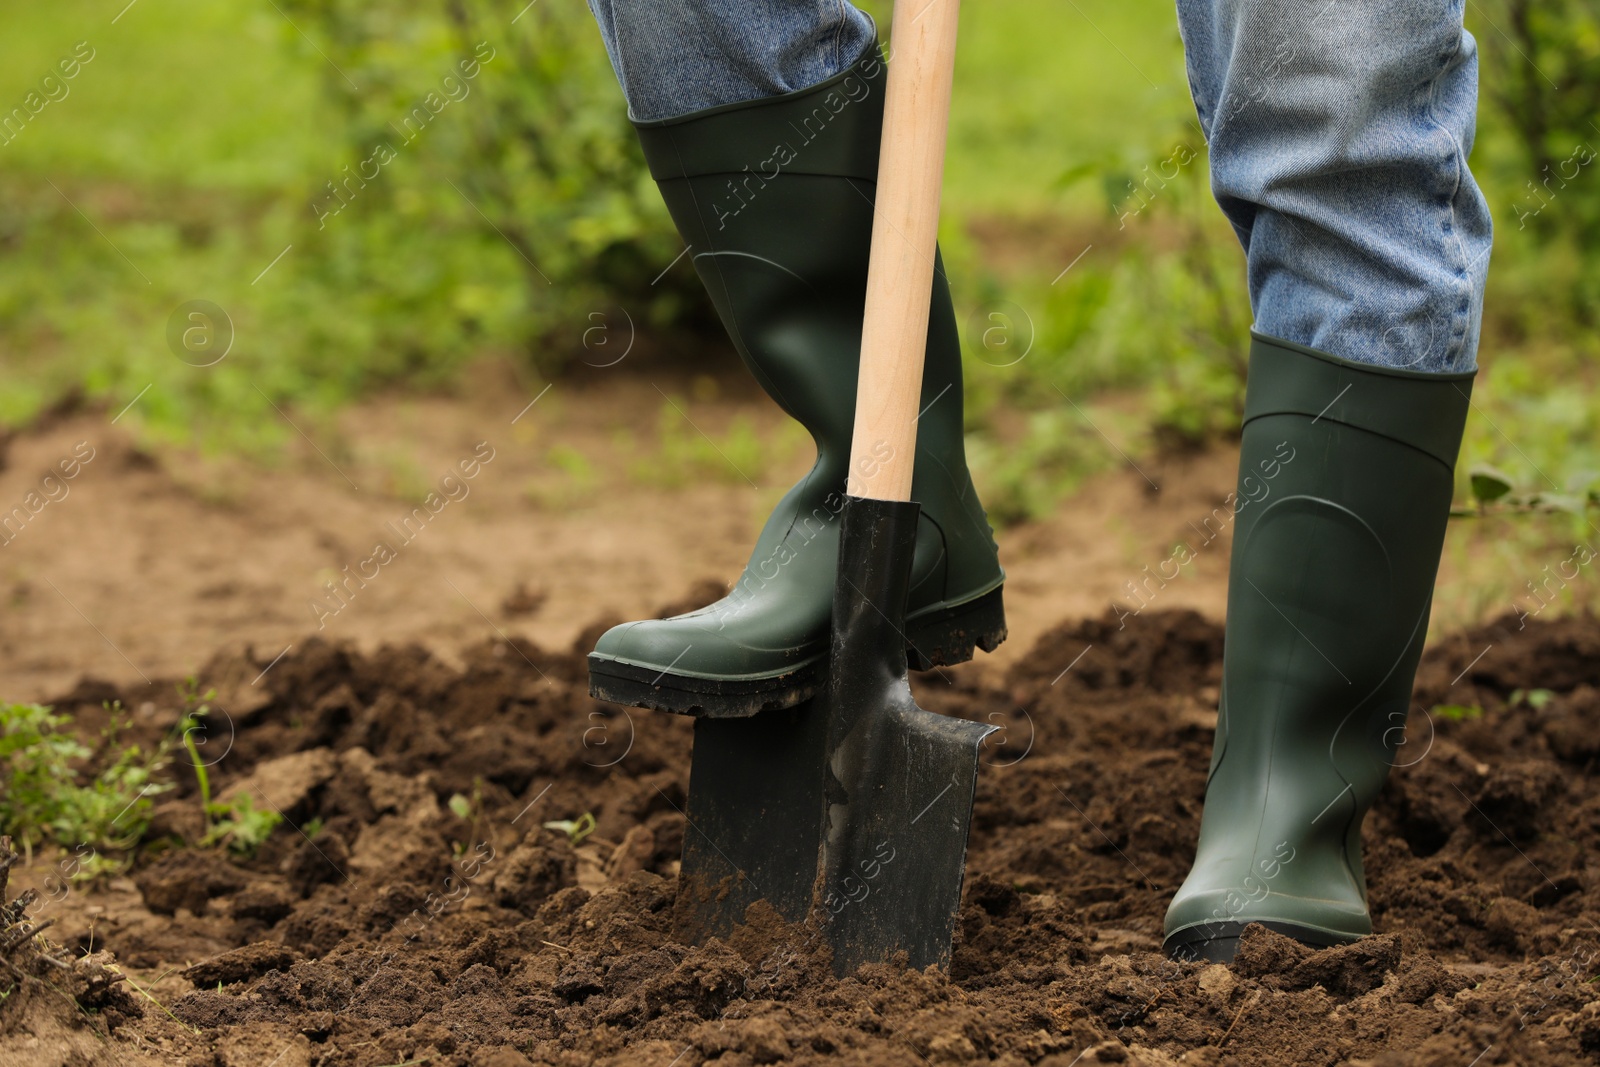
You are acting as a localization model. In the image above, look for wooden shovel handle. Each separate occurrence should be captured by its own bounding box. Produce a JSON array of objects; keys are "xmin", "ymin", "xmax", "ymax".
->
[{"xmin": 846, "ymin": 0, "xmax": 961, "ymax": 502}]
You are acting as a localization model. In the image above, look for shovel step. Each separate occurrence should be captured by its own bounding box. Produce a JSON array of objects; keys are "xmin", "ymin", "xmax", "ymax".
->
[{"xmin": 587, "ymin": 585, "xmax": 1005, "ymax": 718}]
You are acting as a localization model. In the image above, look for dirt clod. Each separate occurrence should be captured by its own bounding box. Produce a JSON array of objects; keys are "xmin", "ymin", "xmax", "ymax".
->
[
  {"xmin": 132, "ymin": 849, "xmax": 250, "ymax": 916},
  {"xmin": 493, "ymin": 834, "xmax": 579, "ymax": 916},
  {"xmin": 184, "ymin": 942, "xmax": 303, "ymax": 985}
]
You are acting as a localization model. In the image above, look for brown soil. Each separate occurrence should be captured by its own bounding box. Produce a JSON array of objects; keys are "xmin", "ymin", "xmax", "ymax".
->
[
  {"xmin": 0, "ymin": 359, "xmax": 1580, "ymax": 707},
  {"xmin": 6, "ymin": 593, "xmax": 1600, "ymax": 1066},
  {"xmin": 4, "ymin": 373, "xmax": 1599, "ymax": 1065},
  {"xmin": 0, "ymin": 361, "xmax": 1253, "ymax": 704}
]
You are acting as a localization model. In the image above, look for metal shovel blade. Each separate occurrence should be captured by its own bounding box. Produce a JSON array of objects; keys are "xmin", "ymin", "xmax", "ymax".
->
[
  {"xmin": 816, "ymin": 495, "xmax": 995, "ymax": 975},
  {"xmin": 673, "ymin": 700, "xmax": 828, "ymax": 943}
]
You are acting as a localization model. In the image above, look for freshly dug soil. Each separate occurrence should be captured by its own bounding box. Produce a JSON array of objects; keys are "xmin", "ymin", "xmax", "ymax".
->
[{"xmin": 7, "ymin": 600, "xmax": 1600, "ymax": 1066}]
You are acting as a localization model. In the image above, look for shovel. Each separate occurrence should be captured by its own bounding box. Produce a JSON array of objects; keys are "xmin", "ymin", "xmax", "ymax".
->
[
  {"xmin": 813, "ymin": 0, "xmax": 994, "ymax": 976},
  {"xmin": 674, "ymin": 0, "xmax": 992, "ymax": 974}
]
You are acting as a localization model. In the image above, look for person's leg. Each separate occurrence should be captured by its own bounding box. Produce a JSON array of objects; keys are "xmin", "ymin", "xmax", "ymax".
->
[
  {"xmin": 1164, "ymin": 0, "xmax": 1490, "ymax": 961},
  {"xmin": 1176, "ymin": 0, "xmax": 1491, "ymax": 370},
  {"xmin": 584, "ymin": 5, "xmax": 1007, "ymax": 715},
  {"xmin": 586, "ymin": 0, "xmax": 876, "ymax": 121}
]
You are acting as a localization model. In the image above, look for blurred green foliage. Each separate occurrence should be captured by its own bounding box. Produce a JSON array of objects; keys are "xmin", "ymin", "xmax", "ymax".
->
[
  {"xmin": 0, "ymin": 0, "xmax": 1596, "ymax": 526},
  {"xmin": 1476, "ymin": 0, "xmax": 1600, "ymax": 292},
  {"xmin": 0, "ymin": 0, "xmax": 700, "ymax": 455},
  {"xmin": 629, "ymin": 401, "xmax": 784, "ymax": 490},
  {"xmin": 278, "ymin": 0, "xmax": 710, "ymax": 356}
]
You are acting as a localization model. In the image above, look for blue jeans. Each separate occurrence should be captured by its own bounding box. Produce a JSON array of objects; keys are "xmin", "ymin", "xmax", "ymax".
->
[
  {"xmin": 587, "ymin": 0, "xmax": 1492, "ymax": 373},
  {"xmin": 586, "ymin": 0, "xmax": 875, "ymax": 123}
]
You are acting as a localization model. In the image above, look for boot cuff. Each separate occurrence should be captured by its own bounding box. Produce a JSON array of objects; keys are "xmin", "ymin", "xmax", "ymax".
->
[
  {"xmin": 1244, "ymin": 332, "xmax": 1475, "ymax": 470},
  {"xmin": 633, "ymin": 39, "xmax": 887, "ymax": 182}
]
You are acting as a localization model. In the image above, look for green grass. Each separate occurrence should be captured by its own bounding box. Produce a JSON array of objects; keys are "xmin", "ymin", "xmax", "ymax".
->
[
  {"xmin": 0, "ymin": 2, "xmax": 329, "ymax": 188},
  {"xmin": 0, "ymin": 1, "xmax": 516, "ymax": 450},
  {"xmin": 0, "ymin": 0, "xmax": 313, "ymax": 441}
]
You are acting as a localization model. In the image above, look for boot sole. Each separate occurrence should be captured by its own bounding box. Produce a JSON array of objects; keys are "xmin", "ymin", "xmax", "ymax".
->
[
  {"xmin": 1163, "ymin": 919, "xmax": 1361, "ymax": 963},
  {"xmin": 588, "ymin": 585, "xmax": 1007, "ymax": 718}
]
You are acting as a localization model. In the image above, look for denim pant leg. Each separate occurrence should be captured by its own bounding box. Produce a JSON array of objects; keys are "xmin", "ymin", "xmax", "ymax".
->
[
  {"xmin": 587, "ymin": 0, "xmax": 875, "ymax": 122},
  {"xmin": 1176, "ymin": 0, "xmax": 1493, "ymax": 372}
]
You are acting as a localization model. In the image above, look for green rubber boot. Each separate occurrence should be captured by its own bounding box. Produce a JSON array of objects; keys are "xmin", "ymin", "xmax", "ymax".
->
[
  {"xmin": 587, "ymin": 42, "xmax": 1005, "ymax": 717},
  {"xmin": 1163, "ymin": 333, "xmax": 1473, "ymax": 962}
]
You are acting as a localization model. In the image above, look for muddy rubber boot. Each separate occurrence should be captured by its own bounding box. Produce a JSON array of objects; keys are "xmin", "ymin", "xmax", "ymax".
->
[
  {"xmin": 587, "ymin": 41, "xmax": 1005, "ymax": 717},
  {"xmin": 1163, "ymin": 333, "xmax": 1473, "ymax": 963}
]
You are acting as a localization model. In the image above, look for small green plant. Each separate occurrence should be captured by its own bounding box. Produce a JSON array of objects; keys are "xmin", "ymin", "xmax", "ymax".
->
[
  {"xmin": 544, "ymin": 812, "xmax": 596, "ymax": 846},
  {"xmin": 1510, "ymin": 688, "xmax": 1556, "ymax": 710},
  {"xmin": 175, "ymin": 679, "xmax": 281, "ymax": 855},
  {"xmin": 204, "ymin": 794, "xmax": 283, "ymax": 856},
  {"xmin": 0, "ymin": 703, "xmax": 87, "ymax": 863},
  {"xmin": 447, "ymin": 778, "xmax": 486, "ymax": 859},
  {"xmin": 1433, "ymin": 703, "xmax": 1486, "ymax": 722},
  {"xmin": 1459, "ymin": 464, "xmax": 1600, "ymax": 516},
  {"xmin": 175, "ymin": 680, "xmax": 220, "ymax": 834},
  {"xmin": 0, "ymin": 701, "xmax": 171, "ymax": 868}
]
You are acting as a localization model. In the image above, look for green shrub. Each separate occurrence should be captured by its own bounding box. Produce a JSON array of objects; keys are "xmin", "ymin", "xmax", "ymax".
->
[
  {"xmin": 0, "ymin": 1, "xmax": 718, "ymax": 449},
  {"xmin": 277, "ymin": 0, "xmax": 712, "ymax": 375},
  {"xmin": 1473, "ymin": 0, "xmax": 1600, "ymax": 256}
]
